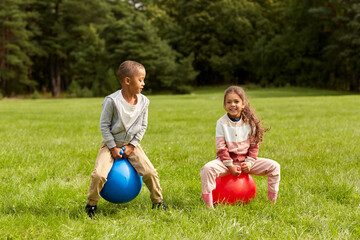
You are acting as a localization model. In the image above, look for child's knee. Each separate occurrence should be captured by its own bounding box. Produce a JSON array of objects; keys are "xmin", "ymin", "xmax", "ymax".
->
[
  {"xmin": 200, "ymin": 163, "xmax": 213, "ymax": 177},
  {"xmin": 91, "ymin": 170, "xmax": 106, "ymax": 182},
  {"xmin": 270, "ymin": 161, "xmax": 280, "ymax": 176},
  {"xmin": 274, "ymin": 161, "xmax": 280, "ymax": 171},
  {"xmin": 142, "ymin": 169, "xmax": 158, "ymax": 180},
  {"xmin": 200, "ymin": 164, "xmax": 208, "ymax": 175}
]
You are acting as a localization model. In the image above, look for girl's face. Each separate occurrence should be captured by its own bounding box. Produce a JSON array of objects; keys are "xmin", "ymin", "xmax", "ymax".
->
[{"xmin": 224, "ymin": 92, "xmax": 245, "ymax": 119}]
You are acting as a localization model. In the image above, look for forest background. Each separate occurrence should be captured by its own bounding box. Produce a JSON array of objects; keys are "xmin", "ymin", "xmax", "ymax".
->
[{"xmin": 1, "ymin": 0, "xmax": 360, "ymax": 98}]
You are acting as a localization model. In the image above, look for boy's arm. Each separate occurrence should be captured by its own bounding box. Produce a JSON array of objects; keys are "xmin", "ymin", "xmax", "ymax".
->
[
  {"xmin": 100, "ymin": 98, "xmax": 116, "ymax": 149},
  {"xmin": 129, "ymin": 107, "xmax": 148, "ymax": 147}
]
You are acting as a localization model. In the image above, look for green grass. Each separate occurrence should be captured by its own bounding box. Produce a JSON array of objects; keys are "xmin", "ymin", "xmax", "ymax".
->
[{"xmin": 0, "ymin": 87, "xmax": 359, "ymax": 239}]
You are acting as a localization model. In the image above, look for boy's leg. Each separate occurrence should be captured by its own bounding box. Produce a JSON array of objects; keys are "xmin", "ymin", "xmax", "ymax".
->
[
  {"xmin": 127, "ymin": 144, "xmax": 163, "ymax": 204},
  {"xmin": 200, "ymin": 159, "xmax": 230, "ymax": 207},
  {"xmin": 87, "ymin": 142, "xmax": 114, "ymax": 206},
  {"xmin": 249, "ymin": 157, "xmax": 280, "ymax": 202}
]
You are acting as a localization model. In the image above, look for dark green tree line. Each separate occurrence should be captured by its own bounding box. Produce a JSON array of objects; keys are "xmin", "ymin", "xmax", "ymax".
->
[{"xmin": 1, "ymin": 0, "xmax": 359, "ymax": 97}]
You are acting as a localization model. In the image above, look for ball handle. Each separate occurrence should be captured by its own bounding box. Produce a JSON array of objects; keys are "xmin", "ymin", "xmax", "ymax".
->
[{"xmin": 119, "ymin": 147, "xmax": 126, "ymax": 158}]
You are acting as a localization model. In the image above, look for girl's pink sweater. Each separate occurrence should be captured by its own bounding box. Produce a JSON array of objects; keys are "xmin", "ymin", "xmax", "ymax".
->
[{"xmin": 215, "ymin": 114, "xmax": 259, "ymax": 164}]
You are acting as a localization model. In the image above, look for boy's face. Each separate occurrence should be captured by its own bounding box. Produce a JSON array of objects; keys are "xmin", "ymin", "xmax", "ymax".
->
[
  {"xmin": 127, "ymin": 67, "xmax": 146, "ymax": 94},
  {"xmin": 224, "ymin": 92, "xmax": 245, "ymax": 119}
]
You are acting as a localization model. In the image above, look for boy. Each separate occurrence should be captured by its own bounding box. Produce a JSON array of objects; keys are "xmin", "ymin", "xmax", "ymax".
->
[{"xmin": 85, "ymin": 60, "xmax": 167, "ymax": 218}]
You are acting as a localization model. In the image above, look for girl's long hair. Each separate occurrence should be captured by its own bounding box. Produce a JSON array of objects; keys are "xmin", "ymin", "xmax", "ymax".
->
[{"xmin": 224, "ymin": 86, "xmax": 267, "ymax": 144}]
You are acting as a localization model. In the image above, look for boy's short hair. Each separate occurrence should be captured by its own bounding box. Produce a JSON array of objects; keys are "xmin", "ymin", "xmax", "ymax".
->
[{"xmin": 117, "ymin": 60, "xmax": 145, "ymax": 84}]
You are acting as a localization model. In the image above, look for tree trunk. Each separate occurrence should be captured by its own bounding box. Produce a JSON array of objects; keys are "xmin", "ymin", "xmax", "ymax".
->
[
  {"xmin": 350, "ymin": 72, "xmax": 359, "ymax": 92},
  {"xmin": 49, "ymin": 0, "xmax": 62, "ymax": 98},
  {"xmin": 0, "ymin": 27, "xmax": 5, "ymax": 94},
  {"xmin": 56, "ymin": 61, "xmax": 61, "ymax": 96},
  {"xmin": 50, "ymin": 55, "xmax": 61, "ymax": 97},
  {"xmin": 0, "ymin": 16, "xmax": 9, "ymax": 95}
]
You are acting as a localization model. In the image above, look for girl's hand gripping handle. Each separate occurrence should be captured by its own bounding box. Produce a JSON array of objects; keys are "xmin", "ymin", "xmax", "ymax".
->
[{"xmin": 228, "ymin": 165, "xmax": 241, "ymax": 177}]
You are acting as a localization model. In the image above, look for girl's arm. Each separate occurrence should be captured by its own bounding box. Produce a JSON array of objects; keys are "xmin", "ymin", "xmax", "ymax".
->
[
  {"xmin": 215, "ymin": 121, "xmax": 231, "ymax": 162},
  {"xmin": 216, "ymin": 121, "xmax": 241, "ymax": 177},
  {"xmin": 247, "ymin": 135, "xmax": 259, "ymax": 160},
  {"xmin": 242, "ymin": 135, "xmax": 259, "ymax": 172}
]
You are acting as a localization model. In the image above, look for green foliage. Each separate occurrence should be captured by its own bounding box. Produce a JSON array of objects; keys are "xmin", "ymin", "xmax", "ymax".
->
[
  {"xmin": 25, "ymin": 0, "xmax": 110, "ymax": 97},
  {"xmin": 1, "ymin": 0, "xmax": 360, "ymax": 97},
  {"xmin": 171, "ymin": 53, "xmax": 198, "ymax": 93},
  {"xmin": 312, "ymin": 1, "xmax": 360, "ymax": 91},
  {"xmin": 250, "ymin": 0, "xmax": 360, "ymax": 91},
  {"xmin": 102, "ymin": 0, "xmax": 197, "ymax": 93},
  {"xmin": 91, "ymin": 68, "xmax": 120, "ymax": 97},
  {"xmin": 68, "ymin": 24, "xmax": 105, "ymax": 89},
  {"xmin": 251, "ymin": 0, "xmax": 327, "ymax": 87},
  {"xmin": 67, "ymin": 80, "xmax": 93, "ymax": 98},
  {"xmin": 0, "ymin": 0, "xmax": 39, "ymax": 95},
  {"xmin": 31, "ymin": 89, "xmax": 41, "ymax": 99}
]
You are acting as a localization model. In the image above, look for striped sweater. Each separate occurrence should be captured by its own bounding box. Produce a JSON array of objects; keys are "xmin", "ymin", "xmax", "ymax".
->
[{"xmin": 215, "ymin": 114, "xmax": 258, "ymax": 167}]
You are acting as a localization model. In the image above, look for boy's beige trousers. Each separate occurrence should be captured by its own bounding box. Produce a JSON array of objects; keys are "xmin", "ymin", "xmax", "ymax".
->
[
  {"xmin": 87, "ymin": 142, "xmax": 163, "ymax": 206},
  {"xmin": 200, "ymin": 157, "xmax": 280, "ymax": 195}
]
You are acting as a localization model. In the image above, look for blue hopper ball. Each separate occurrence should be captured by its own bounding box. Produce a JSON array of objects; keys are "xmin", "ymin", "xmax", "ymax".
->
[{"xmin": 100, "ymin": 158, "xmax": 143, "ymax": 204}]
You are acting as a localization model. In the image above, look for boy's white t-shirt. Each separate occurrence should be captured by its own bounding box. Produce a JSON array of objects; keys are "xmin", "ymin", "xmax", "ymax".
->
[{"xmin": 119, "ymin": 90, "xmax": 143, "ymax": 130}]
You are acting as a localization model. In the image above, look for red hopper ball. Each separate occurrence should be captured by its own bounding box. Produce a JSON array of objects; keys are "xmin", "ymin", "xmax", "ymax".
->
[{"xmin": 212, "ymin": 172, "xmax": 257, "ymax": 205}]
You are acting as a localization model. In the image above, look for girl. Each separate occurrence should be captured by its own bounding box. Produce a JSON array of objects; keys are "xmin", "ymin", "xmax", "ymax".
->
[{"xmin": 200, "ymin": 86, "xmax": 280, "ymax": 208}]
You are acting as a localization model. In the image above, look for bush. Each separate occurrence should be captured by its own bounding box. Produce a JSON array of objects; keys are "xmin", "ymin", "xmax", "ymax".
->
[
  {"xmin": 91, "ymin": 69, "xmax": 120, "ymax": 97},
  {"xmin": 31, "ymin": 90, "xmax": 42, "ymax": 99},
  {"xmin": 67, "ymin": 80, "xmax": 94, "ymax": 98},
  {"xmin": 173, "ymin": 85, "xmax": 193, "ymax": 94}
]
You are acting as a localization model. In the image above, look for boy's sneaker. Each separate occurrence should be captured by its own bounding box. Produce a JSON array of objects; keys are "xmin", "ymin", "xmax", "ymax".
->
[
  {"xmin": 85, "ymin": 204, "xmax": 97, "ymax": 218},
  {"xmin": 152, "ymin": 201, "xmax": 167, "ymax": 211}
]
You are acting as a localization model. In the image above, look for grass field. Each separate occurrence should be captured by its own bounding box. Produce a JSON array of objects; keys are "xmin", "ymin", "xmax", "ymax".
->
[{"xmin": 0, "ymin": 87, "xmax": 359, "ymax": 239}]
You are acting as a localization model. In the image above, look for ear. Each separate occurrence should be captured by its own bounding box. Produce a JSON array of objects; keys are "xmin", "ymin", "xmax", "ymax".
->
[
  {"xmin": 124, "ymin": 77, "xmax": 131, "ymax": 85},
  {"xmin": 241, "ymin": 102, "xmax": 246, "ymax": 110}
]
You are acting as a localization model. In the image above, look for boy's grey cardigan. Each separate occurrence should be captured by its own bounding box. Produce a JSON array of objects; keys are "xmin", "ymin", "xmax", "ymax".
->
[{"xmin": 99, "ymin": 90, "xmax": 149, "ymax": 149}]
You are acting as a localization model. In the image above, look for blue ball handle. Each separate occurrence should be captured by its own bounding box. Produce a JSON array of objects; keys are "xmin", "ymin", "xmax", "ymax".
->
[{"xmin": 119, "ymin": 147, "xmax": 125, "ymax": 157}]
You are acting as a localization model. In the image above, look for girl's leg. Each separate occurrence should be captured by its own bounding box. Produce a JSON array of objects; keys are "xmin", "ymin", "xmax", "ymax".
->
[
  {"xmin": 200, "ymin": 159, "xmax": 230, "ymax": 207},
  {"xmin": 249, "ymin": 157, "xmax": 280, "ymax": 203}
]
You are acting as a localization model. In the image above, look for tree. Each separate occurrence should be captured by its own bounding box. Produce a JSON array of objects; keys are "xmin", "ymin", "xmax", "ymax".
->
[
  {"xmin": 0, "ymin": 0, "xmax": 40, "ymax": 96},
  {"xmin": 250, "ymin": 0, "xmax": 329, "ymax": 87},
  {"xmin": 102, "ymin": 0, "xmax": 197, "ymax": 93},
  {"xmin": 144, "ymin": 0, "xmax": 275, "ymax": 86},
  {"xmin": 311, "ymin": 1, "xmax": 360, "ymax": 91},
  {"xmin": 29, "ymin": 0, "xmax": 109, "ymax": 97}
]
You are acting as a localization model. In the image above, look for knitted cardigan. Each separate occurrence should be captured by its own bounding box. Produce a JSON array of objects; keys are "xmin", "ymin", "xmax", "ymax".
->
[{"xmin": 215, "ymin": 114, "xmax": 258, "ymax": 166}]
